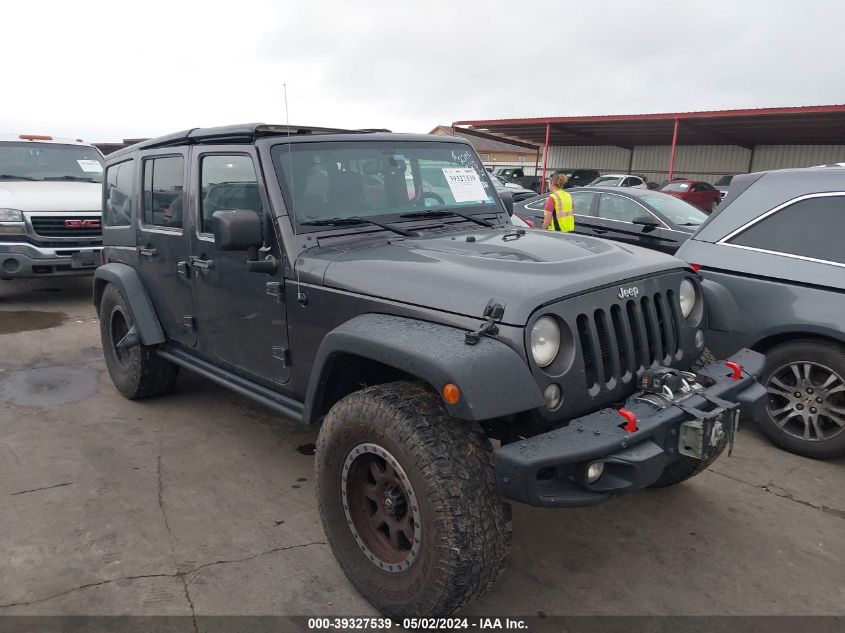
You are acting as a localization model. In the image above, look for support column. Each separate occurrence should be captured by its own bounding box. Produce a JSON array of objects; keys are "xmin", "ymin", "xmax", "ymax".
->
[
  {"xmin": 667, "ymin": 118, "xmax": 680, "ymax": 180},
  {"xmin": 747, "ymin": 145, "xmax": 756, "ymax": 173},
  {"xmin": 540, "ymin": 122, "xmax": 551, "ymax": 194}
]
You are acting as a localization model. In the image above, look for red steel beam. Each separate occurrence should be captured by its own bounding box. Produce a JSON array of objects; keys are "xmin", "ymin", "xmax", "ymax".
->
[
  {"xmin": 667, "ymin": 118, "xmax": 680, "ymax": 180},
  {"xmin": 540, "ymin": 122, "xmax": 551, "ymax": 194}
]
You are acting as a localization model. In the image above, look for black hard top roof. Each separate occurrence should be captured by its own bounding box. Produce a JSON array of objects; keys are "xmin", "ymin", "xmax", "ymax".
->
[{"xmin": 106, "ymin": 123, "xmax": 471, "ymax": 161}]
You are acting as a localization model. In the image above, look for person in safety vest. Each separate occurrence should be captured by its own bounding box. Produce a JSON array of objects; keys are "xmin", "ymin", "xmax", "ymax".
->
[{"xmin": 542, "ymin": 173, "xmax": 575, "ymax": 232}]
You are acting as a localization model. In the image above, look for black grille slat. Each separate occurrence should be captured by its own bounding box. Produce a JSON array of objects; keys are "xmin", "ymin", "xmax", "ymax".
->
[
  {"xmin": 611, "ymin": 304, "xmax": 634, "ymax": 379},
  {"xmin": 577, "ymin": 315, "xmax": 597, "ymax": 389},
  {"xmin": 586, "ymin": 314, "xmax": 607, "ymax": 389},
  {"xmin": 655, "ymin": 293, "xmax": 677, "ymax": 361},
  {"xmin": 641, "ymin": 296, "xmax": 662, "ymax": 365},
  {"xmin": 597, "ymin": 309, "xmax": 620, "ymax": 383},
  {"xmin": 627, "ymin": 300, "xmax": 650, "ymax": 369}
]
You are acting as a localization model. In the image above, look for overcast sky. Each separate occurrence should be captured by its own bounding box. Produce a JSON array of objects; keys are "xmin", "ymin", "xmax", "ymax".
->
[{"xmin": 2, "ymin": 0, "xmax": 843, "ymax": 142}]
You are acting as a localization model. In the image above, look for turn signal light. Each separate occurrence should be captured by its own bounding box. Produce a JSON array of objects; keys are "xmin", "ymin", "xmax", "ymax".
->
[
  {"xmin": 19, "ymin": 134, "xmax": 53, "ymax": 141},
  {"xmin": 618, "ymin": 408, "xmax": 638, "ymax": 432},
  {"xmin": 442, "ymin": 383, "xmax": 461, "ymax": 405},
  {"xmin": 725, "ymin": 361, "xmax": 742, "ymax": 380},
  {"xmin": 690, "ymin": 264, "xmax": 701, "ymax": 272}
]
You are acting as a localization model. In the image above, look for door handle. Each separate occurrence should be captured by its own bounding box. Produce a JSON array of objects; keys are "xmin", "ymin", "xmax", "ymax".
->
[
  {"xmin": 593, "ymin": 228, "xmax": 608, "ymax": 234},
  {"xmin": 188, "ymin": 256, "xmax": 214, "ymax": 273},
  {"xmin": 138, "ymin": 246, "xmax": 157, "ymax": 258}
]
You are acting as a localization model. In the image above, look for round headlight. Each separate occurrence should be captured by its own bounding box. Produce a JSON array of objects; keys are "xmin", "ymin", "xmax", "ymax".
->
[
  {"xmin": 679, "ymin": 279, "xmax": 697, "ymax": 318},
  {"xmin": 530, "ymin": 316, "xmax": 560, "ymax": 367}
]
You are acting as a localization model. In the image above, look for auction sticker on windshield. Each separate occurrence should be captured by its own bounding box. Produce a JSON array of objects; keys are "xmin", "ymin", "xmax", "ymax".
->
[
  {"xmin": 77, "ymin": 159, "xmax": 103, "ymax": 173},
  {"xmin": 442, "ymin": 167, "xmax": 487, "ymax": 202}
]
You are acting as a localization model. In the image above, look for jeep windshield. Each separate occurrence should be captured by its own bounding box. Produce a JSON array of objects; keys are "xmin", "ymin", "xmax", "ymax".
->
[
  {"xmin": 271, "ymin": 141, "xmax": 500, "ymax": 233},
  {"xmin": 0, "ymin": 142, "xmax": 104, "ymax": 183}
]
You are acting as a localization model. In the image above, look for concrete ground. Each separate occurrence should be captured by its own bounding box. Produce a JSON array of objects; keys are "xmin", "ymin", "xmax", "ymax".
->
[{"xmin": 1, "ymin": 276, "xmax": 843, "ymax": 620}]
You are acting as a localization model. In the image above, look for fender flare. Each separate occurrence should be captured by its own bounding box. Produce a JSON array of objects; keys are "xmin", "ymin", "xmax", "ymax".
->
[
  {"xmin": 93, "ymin": 263, "xmax": 165, "ymax": 346},
  {"xmin": 303, "ymin": 313, "xmax": 544, "ymax": 424},
  {"xmin": 700, "ymin": 278, "xmax": 758, "ymax": 333}
]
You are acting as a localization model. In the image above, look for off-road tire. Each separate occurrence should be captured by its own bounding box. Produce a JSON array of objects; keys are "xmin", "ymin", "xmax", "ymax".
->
[
  {"xmin": 649, "ymin": 436, "xmax": 726, "ymax": 488},
  {"xmin": 99, "ymin": 283, "xmax": 178, "ymax": 399},
  {"xmin": 757, "ymin": 340, "xmax": 845, "ymax": 459},
  {"xmin": 690, "ymin": 347, "xmax": 716, "ymax": 372},
  {"xmin": 315, "ymin": 381, "xmax": 512, "ymax": 618}
]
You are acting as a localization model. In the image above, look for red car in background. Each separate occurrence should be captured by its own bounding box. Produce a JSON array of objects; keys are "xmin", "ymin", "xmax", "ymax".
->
[{"xmin": 660, "ymin": 179, "xmax": 722, "ymax": 212}]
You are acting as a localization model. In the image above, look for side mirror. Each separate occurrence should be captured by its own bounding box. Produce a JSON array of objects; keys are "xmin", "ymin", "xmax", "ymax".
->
[
  {"xmin": 498, "ymin": 189, "xmax": 514, "ymax": 216},
  {"xmin": 213, "ymin": 210, "xmax": 263, "ymax": 251},
  {"xmin": 631, "ymin": 215, "xmax": 660, "ymax": 227}
]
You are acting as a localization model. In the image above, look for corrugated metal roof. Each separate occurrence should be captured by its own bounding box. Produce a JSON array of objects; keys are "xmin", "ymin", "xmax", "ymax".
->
[{"xmin": 453, "ymin": 105, "xmax": 845, "ymax": 147}]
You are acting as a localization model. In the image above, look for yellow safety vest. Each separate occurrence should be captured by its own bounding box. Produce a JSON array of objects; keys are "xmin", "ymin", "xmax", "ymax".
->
[{"xmin": 548, "ymin": 190, "xmax": 575, "ymax": 232}]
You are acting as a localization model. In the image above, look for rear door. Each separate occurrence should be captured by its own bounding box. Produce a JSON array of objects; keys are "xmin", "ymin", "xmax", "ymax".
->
[
  {"xmin": 135, "ymin": 150, "xmax": 196, "ymax": 346},
  {"xmin": 520, "ymin": 191, "xmax": 595, "ymax": 236},
  {"xmin": 188, "ymin": 147, "xmax": 290, "ymax": 386}
]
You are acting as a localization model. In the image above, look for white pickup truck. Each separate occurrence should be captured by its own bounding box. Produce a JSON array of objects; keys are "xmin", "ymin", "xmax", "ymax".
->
[{"xmin": 0, "ymin": 134, "xmax": 104, "ymax": 279}]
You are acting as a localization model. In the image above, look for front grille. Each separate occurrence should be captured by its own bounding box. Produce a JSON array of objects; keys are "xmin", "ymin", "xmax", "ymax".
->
[
  {"xmin": 578, "ymin": 291, "xmax": 680, "ymax": 390},
  {"xmin": 31, "ymin": 216, "xmax": 101, "ymax": 238}
]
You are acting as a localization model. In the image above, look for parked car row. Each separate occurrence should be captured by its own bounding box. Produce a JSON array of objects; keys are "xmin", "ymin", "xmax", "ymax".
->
[
  {"xmin": 494, "ymin": 166, "xmax": 735, "ymax": 211},
  {"xmin": 517, "ymin": 186, "xmax": 708, "ymax": 254},
  {"xmin": 516, "ymin": 167, "xmax": 845, "ymax": 459}
]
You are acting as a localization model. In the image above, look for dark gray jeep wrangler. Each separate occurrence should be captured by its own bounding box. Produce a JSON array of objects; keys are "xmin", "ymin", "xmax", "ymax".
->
[{"xmin": 94, "ymin": 124, "xmax": 766, "ymax": 617}]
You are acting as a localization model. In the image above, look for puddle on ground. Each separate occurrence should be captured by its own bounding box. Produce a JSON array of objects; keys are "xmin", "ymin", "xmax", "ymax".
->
[
  {"xmin": 0, "ymin": 311, "xmax": 67, "ymax": 335},
  {"xmin": 0, "ymin": 363, "xmax": 98, "ymax": 406}
]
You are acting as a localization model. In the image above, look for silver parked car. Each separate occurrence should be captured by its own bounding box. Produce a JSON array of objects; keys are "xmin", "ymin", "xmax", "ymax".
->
[{"xmin": 677, "ymin": 165, "xmax": 845, "ymax": 458}]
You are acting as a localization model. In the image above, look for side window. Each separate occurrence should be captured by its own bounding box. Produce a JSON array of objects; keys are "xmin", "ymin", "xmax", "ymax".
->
[
  {"xmin": 693, "ymin": 182, "xmax": 708, "ymax": 192},
  {"xmin": 142, "ymin": 156, "xmax": 184, "ymax": 229},
  {"xmin": 730, "ymin": 195, "xmax": 845, "ymax": 264},
  {"xmin": 597, "ymin": 194, "xmax": 647, "ymax": 222},
  {"xmin": 569, "ymin": 191, "xmax": 595, "ymax": 215},
  {"xmin": 200, "ymin": 155, "xmax": 263, "ymax": 234},
  {"xmin": 103, "ymin": 160, "xmax": 134, "ymax": 226}
]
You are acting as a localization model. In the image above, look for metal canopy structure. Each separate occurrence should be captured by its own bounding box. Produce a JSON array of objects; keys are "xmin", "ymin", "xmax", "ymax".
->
[
  {"xmin": 454, "ymin": 105, "xmax": 845, "ymax": 148},
  {"xmin": 454, "ymin": 105, "xmax": 845, "ymax": 191}
]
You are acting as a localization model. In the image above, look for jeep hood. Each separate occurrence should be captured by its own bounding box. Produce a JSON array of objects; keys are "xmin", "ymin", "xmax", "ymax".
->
[
  {"xmin": 0, "ymin": 181, "xmax": 101, "ymax": 212},
  {"xmin": 299, "ymin": 228, "xmax": 687, "ymax": 326}
]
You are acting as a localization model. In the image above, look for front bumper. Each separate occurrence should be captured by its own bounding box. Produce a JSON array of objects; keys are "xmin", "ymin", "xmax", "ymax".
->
[
  {"xmin": 495, "ymin": 349, "xmax": 766, "ymax": 507},
  {"xmin": 0, "ymin": 242, "xmax": 101, "ymax": 279}
]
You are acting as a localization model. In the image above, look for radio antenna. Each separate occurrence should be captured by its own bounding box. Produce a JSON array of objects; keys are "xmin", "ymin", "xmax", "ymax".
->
[{"xmin": 284, "ymin": 83, "xmax": 304, "ymax": 301}]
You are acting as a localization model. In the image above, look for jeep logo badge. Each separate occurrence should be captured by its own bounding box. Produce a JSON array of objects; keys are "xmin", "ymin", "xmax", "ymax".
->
[{"xmin": 618, "ymin": 286, "xmax": 640, "ymax": 299}]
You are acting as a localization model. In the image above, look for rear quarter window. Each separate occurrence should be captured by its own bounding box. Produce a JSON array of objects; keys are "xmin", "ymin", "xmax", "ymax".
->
[
  {"xmin": 729, "ymin": 194, "xmax": 845, "ymax": 264},
  {"xmin": 103, "ymin": 159, "xmax": 135, "ymax": 227}
]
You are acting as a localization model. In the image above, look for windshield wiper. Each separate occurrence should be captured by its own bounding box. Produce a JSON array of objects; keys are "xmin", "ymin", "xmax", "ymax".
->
[
  {"xmin": 42, "ymin": 175, "xmax": 97, "ymax": 182},
  {"xmin": 400, "ymin": 209, "xmax": 495, "ymax": 227},
  {"xmin": 301, "ymin": 216, "xmax": 416, "ymax": 237},
  {"xmin": 0, "ymin": 174, "xmax": 39, "ymax": 181},
  {"xmin": 677, "ymin": 222, "xmax": 702, "ymax": 226}
]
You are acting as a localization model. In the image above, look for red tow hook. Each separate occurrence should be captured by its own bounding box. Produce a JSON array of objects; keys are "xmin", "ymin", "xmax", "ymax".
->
[
  {"xmin": 725, "ymin": 361, "xmax": 743, "ymax": 380},
  {"xmin": 618, "ymin": 408, "xmax": 638, "ymax": 432}
]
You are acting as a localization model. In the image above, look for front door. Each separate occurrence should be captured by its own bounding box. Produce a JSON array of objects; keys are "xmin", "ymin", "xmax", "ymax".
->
[
  {"xmin": 135, "ymin": 150, "xmax": 196, "ymax": 346},
  {"xmin": 593, "ymin": 193, "xmax": 678, "ymax": 253},
  {"xmin": 188, "ymin": 148, "xmax": 290, "ymax": 386}
]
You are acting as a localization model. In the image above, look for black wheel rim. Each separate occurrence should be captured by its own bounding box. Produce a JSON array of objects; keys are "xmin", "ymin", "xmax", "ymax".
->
[
  {"xmin": 110, "ymin": 306, "xmax": 131, "ymax": 366},
  {"xmin": 766, "ymin": 361, "xmax": 845, "ymax": 442},
  {"xmin": 341, "ymin": 443, "xmax": 421, "ymax": 573}
]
